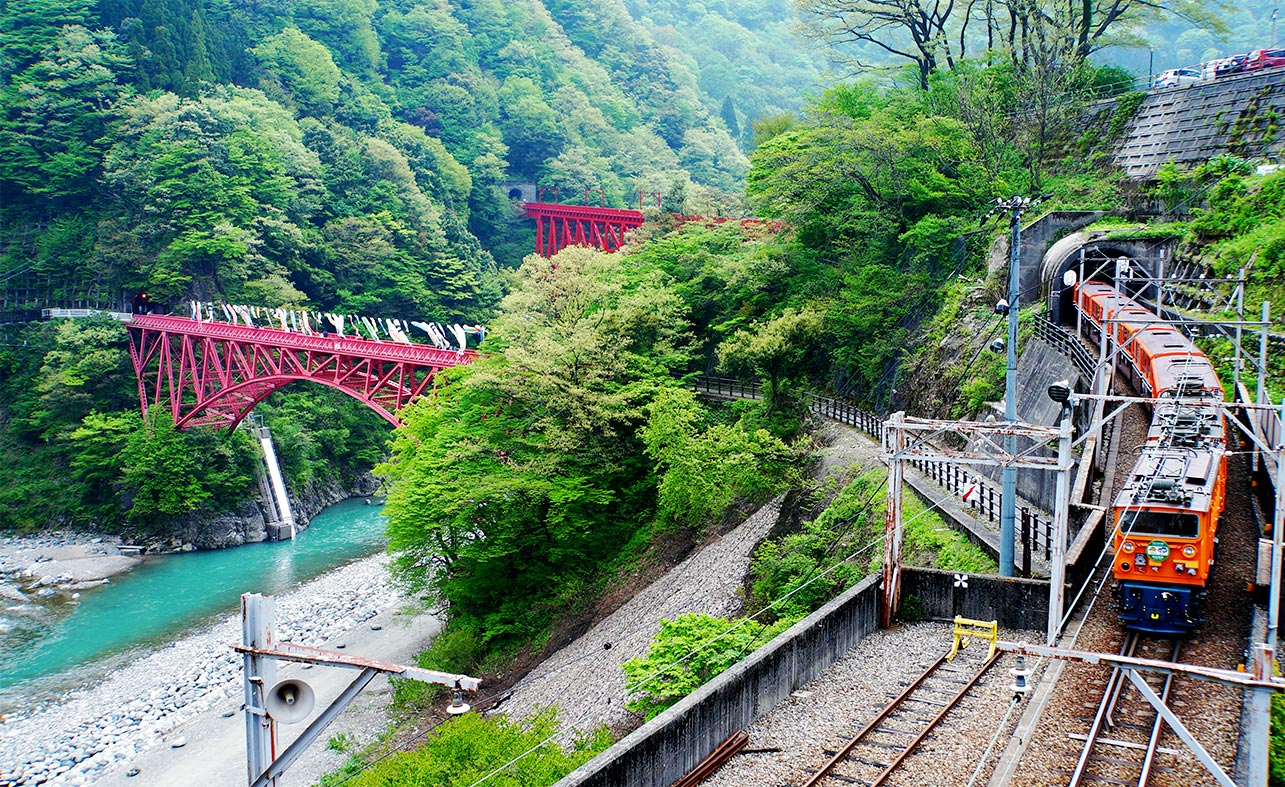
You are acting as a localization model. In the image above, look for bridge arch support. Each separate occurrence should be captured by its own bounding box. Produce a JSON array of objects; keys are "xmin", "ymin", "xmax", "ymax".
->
[{"xmin": 127, "ymin": 315, "xmax": 476, "ymax": 430}]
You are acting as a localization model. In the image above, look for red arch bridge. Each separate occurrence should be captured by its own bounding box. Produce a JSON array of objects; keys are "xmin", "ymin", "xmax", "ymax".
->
[
  {"xmin": 521, "ymin": 202, "xmax": 787, "ymax": 257},
  {"xmin": 127, "ymin": 314, "xmax": 477, "ymax": 429},
  {"xmin": 523, "ymin": 202, "xmax": 645, "ymax": 257}
]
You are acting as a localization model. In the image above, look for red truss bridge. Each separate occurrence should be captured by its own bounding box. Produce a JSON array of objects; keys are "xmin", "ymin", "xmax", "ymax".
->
[
  {"xmin": 127, "ymin": 314, "xmax": 478, "ymax": 429},
  {"xmin": 523, "ymin": 202, "xmax": 645, "ymax": 257}
]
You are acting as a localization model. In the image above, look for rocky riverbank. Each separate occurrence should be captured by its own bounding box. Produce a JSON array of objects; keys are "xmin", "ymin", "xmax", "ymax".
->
[
  {"xmin": 0, "ymin": 552, "xmax": 406, "ymax": 787},
  {"xmin": 143, "ymin": 471, "xmax": 381, "ymax": 551},
  {"xmin": 0, "ymin": 474, "xmax": 382, "ymax": 626}
]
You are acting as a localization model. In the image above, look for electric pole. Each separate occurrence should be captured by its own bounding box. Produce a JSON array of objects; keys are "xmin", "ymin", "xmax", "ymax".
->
[{"xmin": 988, "ymin": 195, "xmax": 1045, "ymax": 577}]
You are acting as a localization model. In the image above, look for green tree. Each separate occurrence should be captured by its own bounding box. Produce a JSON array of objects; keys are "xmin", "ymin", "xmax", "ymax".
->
[
  {"xmin": 621, "ymin": 613, "xmax": 792, "ymax": 720},
  {"xmin": 0, "ymin": 0, "xmax": 93, "ymax": 77},
  {"xmin": 717, "ymin": 307, "xmax": 825, "ymax": 405},
  {"xmin": 119, "ymin": 412, "xmax": 253, "ymax": 524},
  {"xmin": 0, "ymin": 26, "xmax": 130, "ymax": 205},
  {"xmin": 380, "ymin": 246, "xmax": 692, "ymax": 652},
  {"xmin": 27, "ymin": 317, "xmax": 134, "ymax": 441},
  {"xmin": 67, "ymin": 410, "xmax": 138, "ymax": 525},
  {"xmin": 324, "ymin": 708, "xmax": 609, "ymax": 786},
  {"xmin": 642, "ymin": 387, "xmax": 796, "ymax": 530},
  {"xmin": 252, "ymin": 27, "xmax": 343, "ymax": 116}
]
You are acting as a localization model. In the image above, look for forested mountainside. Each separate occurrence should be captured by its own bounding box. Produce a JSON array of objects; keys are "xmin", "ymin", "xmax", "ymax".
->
[
  {"xmin": 0, "ymin": 0, "xmax": 829, "ymax": 532},
  {"xmin": 1, "ymin": 0, "xmax": 828, "ymax": 304}
]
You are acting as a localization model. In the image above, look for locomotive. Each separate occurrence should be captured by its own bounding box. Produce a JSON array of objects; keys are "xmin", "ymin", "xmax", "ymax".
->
[{"xmin": 1074, "ymin": 281, "xmax": 1228, "ymax": 635}]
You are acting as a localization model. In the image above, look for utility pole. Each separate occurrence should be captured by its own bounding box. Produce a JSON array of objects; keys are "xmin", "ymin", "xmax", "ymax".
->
[
  {"xmin": 988, "ymin": 195, "xmax": 1044, "ymax": 577},
  {"xmin": 239, "ymin": 594, "xmax": 480, "ymax": 787}
]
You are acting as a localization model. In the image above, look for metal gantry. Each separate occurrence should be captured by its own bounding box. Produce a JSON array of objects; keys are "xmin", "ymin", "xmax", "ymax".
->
[{"xmin": 880, "ymin": 410, "xmax": 1074, "ymax": 638}]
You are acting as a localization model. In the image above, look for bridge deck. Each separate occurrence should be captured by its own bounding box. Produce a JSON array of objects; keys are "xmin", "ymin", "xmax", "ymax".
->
[{"xmin": 129, "ymin": 314, "xmax": 478, "ymax": 365}]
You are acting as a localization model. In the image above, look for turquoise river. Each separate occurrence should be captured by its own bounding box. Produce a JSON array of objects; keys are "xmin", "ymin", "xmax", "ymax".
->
[{"xmin": 0, "ymin": 499, "xmax": 388, "ymax": 714}]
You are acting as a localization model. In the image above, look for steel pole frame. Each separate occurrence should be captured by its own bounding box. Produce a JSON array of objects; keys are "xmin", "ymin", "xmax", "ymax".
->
[
  {"xmin": 242, "ymin": 595, "xmax": 278, "ymax": 786},
  {"xmin": 881, "ymin": 410, "xmax": 1072, "ymax": 642},
  {"xmin": 239, "ymin": 593, "xmax": 481, "ymax": 787},
  {"xmin": 1048, "ymin": 404, "xmax": 1073, "ymax": 644},
  {"xmin": 882, "ymin": 411, "xmax": 906, "ymax": 628}
]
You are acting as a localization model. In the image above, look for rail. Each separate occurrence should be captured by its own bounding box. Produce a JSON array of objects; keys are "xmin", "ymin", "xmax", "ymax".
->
[
  {"xmin": 1068, "ymin": 632, "xmax": 1182, "ymax": 787},
  {"xmin": 692, "ymin": 377, "xmax": 1054, "ymax": 575},
  {"xmin": 801, "ymin": 648, "xmax": 1001, "ymax": 787}
]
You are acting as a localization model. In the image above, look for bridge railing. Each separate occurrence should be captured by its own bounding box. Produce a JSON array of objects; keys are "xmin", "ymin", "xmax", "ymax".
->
[{"xmin": 691, "ymin": 375, "xmax": 1054, "ymax": 574}]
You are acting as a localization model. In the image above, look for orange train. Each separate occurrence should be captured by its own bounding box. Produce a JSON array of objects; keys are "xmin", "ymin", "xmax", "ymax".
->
[{"xmin": 1075, "ymin": 281, "xmax": 1228, "ymax": 635}]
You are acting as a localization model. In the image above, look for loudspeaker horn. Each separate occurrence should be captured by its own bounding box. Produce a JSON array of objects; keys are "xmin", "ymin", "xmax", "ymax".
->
[{"xmin": 265, "ymin": 678, "xmax": 315, "ymax": 724}]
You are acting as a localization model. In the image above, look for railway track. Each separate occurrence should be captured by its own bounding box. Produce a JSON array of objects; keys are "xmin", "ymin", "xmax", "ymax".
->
[
  {"xmin": 1063, "ymin": 632, "xmax": 1183, "ymax": 787},
  {"xmin": 802, "ymin": 647, "xmax": 1001, "ymax": 787}
]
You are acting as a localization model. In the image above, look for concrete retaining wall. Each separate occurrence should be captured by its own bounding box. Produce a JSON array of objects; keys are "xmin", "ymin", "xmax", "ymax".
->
[
  {"xmin": 554, "ymin": 574, "xmax": 883, "ymax": 787},
  {"xmin": 554, "ymin": 568, "xmax": 1047, "ymax": 787},
  {"xmin": 901, "ymin": 567, "xmax": 1049, "ymax": 632}
]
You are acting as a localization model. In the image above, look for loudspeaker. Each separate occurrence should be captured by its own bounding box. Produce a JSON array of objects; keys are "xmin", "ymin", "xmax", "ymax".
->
[{"xmin": 265, "ymin": 679, "xmax": 315, "ymax": 724}]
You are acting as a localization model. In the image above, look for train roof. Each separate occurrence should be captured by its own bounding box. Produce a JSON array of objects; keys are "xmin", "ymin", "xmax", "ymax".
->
[
  {"xmin": 1114, "ymin": 446, "xmax": 1223, "ymax": 514},
  {"xmin": 1153, "ymin": 357, "xmax": 1221, "ymax": 396},
  {"xmin": 1147, "ymin": 399, "xmax": 1226, "ymax": 448}
]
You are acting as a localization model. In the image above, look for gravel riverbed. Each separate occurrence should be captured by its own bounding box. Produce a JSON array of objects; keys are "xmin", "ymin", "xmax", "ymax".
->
[{"xmin": 0, "ymin": 553, "xmax": 401, "ymax": 787}]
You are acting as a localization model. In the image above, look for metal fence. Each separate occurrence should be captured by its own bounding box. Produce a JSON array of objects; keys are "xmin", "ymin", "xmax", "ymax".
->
[
  {"xmin": 1032, "ymin": 315, "xmax": 1096, "ymax": 381},
  {"xmin": 692, "ymin": 376, "xmax": 1053, "ymax": 575}
]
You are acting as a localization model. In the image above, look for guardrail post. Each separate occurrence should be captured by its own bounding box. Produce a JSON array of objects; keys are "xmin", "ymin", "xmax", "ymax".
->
[{"xmin": 1020, "ymin": 510, "xmax": 1032, "ymax": 577}]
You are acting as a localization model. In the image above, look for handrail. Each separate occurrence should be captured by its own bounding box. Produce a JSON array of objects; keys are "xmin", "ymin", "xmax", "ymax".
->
[
  {"xmin": 129, "ymin": 314, "xmax": 477, "ymax": 367},
  {"xmin": 691, "ymin": 376, "xmax": 1054, "ymax": 573},
  {"xmin": 1032, "ymin": 315, "xmax": 1096, "ymax": 380}
]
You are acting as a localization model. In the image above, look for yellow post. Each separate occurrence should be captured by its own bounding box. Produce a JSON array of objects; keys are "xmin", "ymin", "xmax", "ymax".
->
[{"xmin": 948, "ymin": 616, "xmax": 998, "ymax": 661}]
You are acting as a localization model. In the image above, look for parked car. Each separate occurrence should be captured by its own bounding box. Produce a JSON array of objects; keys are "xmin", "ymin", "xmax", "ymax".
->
[
  {"xmin": 1214, "ymin": 54, "xmax": 1250, "ymax": 77},
  {"xmin": 1244, "ymin": 48, "xmax": 1285, "ymax": 71},
  {"xmin": 1155, "ymin": 67, "xmax": 1202, "ymax": 88}
]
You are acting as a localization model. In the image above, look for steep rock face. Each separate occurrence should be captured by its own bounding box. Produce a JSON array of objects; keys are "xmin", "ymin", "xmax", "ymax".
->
[{"xmin": 142, "ymin": 472, "xmax": 382, "ymax": 552}]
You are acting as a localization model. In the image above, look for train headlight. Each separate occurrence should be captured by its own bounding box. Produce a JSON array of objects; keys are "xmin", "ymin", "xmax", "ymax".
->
[
  {"xmin": 1120, "ymin": 562, "xmax": 1131, "ymax": 572},
  {"xmin": 1122, "ymin": 540, "xmax": 1136, "ymax": 553},
  {"xmin": 1182, "ymin": 545, "xmax": 1196, "ymax": 558}
]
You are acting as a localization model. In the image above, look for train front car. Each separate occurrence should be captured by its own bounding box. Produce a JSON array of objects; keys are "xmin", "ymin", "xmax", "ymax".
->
[
  {"xmin": 1113, "ymin": 427, "xmax": 1226, "ymax": 635},
  {"xmin": 1112, "ymin": 331, "xmax": 1226, "ymax": 635}
]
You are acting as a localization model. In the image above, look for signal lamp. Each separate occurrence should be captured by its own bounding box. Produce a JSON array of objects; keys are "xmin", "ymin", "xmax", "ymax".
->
[{"xmin": 1047, "ymin": 380, "xmax": 1072, "ymax": 404}]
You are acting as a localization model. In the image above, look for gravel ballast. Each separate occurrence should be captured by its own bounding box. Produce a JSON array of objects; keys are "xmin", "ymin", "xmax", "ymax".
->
[{"xmin": 700, "ymin": 622, "xmax": 1042, "ymax": 787}]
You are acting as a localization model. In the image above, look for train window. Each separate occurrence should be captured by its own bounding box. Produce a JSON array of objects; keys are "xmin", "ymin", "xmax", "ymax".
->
[{"xmin": 1118, "ymin": 510, "xmax": 1200, "ymax": 538}]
